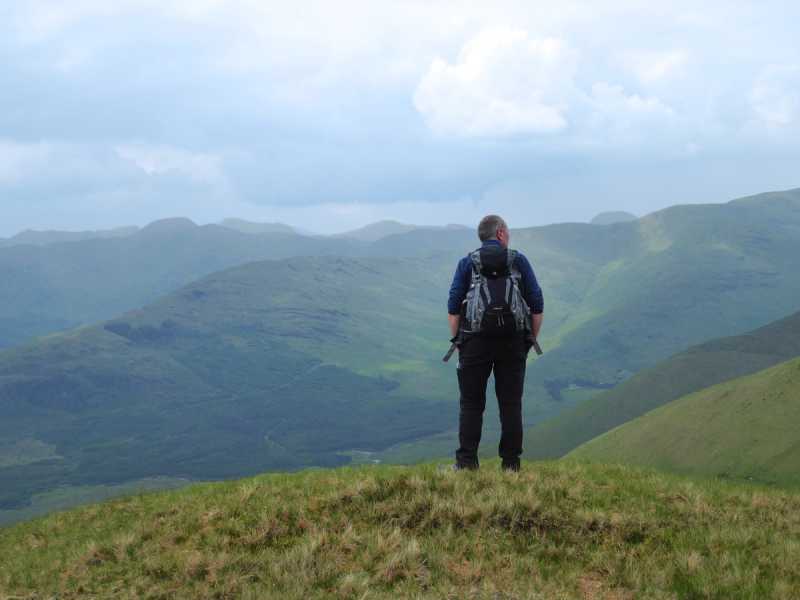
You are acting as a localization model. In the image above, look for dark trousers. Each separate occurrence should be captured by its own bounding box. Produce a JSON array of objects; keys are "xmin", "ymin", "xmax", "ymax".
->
[{"xmin": 455, "ymin": 334, "xmax": 528, "ymax": 467}]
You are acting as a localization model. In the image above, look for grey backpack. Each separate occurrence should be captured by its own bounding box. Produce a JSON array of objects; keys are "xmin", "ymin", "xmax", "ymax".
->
[{"xmin": 462, "ymin": 246, "xmax": 531, "ymax": 336}]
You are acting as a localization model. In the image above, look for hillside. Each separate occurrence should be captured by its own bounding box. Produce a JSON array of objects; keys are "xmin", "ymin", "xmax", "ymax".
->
[
  {"xmin": 334, "ymin": 220, "xmax": 421, "ymax": 242},
  {"xmin": 217, "ymin": 219, "xmax": 297, "ymax": 235},
  {"xmin": 5, "ymin": 189, "xmax": 800, "ymax": 517},
  {"xmin": 567, "ymin": 357, "xmax": 800, "ymax": 486},
  {"xmin": 523, "ymin": 308, "xmax": 800, "ymax": 460},
  {"xmin": 0, "ymin": 219, "xmax": 367, "ymax": 349},
  {"xmin": 0, "ymin": 226, "xmax": 138, "ymax": 248},
  {"xmin": 590, "ymin": 211, "xmax": 637, "ymax": 225},
  {"xmin": 2, "ymin": 460, "xmax": 799, "ymax": 599},
  {"xmin": 0, "ymin": 256, "xmax": 458, "ymax": 513}
]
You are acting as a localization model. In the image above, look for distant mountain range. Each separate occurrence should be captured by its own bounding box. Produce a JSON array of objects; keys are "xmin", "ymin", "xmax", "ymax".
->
[
  {"xmin": 217, "ymin": 219, "xmax": 297, "ymax": 235},
  {"xmin": 3, "ymin": 187, "xmax": 800, "ymax": 515},
  {"xmin": 0, "ymin": 219, "xmax": 472, "ymax": 249},
  {"xmin": 0, "ymin": 226, "xmax": 139, "ymax": 248},
  {"xmin": 590, "ymin": 211, "xmax": 637, "ymax": 225},
  {"xmin": 333, "ymin": 220, "xmax": 470, "ymax": 242}
]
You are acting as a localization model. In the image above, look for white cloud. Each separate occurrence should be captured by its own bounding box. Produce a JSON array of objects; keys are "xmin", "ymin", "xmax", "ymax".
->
[
  {"xmin": 413, "ymin": 28, "xmax": 678, "ymax": 143},
  {"xmin": 577, "ymin": 82, "xmax": 677, "ymax": 147},
  {"xmin": 2, "ymin": 1, "xmax": 800, "ymax": 236},
  {"xmin": 589, "ymin": 82, "xmax": 674, "ymax": 117},
  {"xmin": 751, "ymin": 64, "xmax": 800, "ymax": 128},
  {"xmin": 0, "ymin": 140, "xmax": 52, "ymax": 183},
  {"xmin": 114, "ymin": 144, "xmax": 224, "ymax": 184},
  {"xmin": 413, "ymin": 29, "xmax": 578, "ymax": 137},
  {"xmin": 621, "ymin": 50, "xmax": 688, "ymax": 85}
]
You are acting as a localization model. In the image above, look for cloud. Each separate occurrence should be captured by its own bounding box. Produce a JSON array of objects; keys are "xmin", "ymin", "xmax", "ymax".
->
[
  {"xmin": 0, "ymin": 140, "xmax": 52, "ymax": 184},
  {"xmin": 413, "ymin": 29, "xmax": 578, "ymax": 137},
  {"xmin": 1, "ymin": 1, "xmax": 800, "ymax": 237},
  {"xmin": 581, "ymin": 82, "xmax": 676, "ymax": 146},
  {"xmin": 114, "ymin": 144, "xmax": 225, "ymax": 184},
  {"xmin": 413, "ymin": 28, "xmax": 677, "ymax": 145},
  {"xmin": 621, "ymin": 50, "xmax": 688, "ymax": 85},
  {"xmin": 750, "ymin": 64, "xmax": 800, "ymax": 129}
]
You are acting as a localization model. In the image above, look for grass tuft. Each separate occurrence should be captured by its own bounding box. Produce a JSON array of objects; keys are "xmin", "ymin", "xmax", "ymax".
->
[{"xmin": 1, "ymin": 460, "xmax": 799, "ymax": 598}]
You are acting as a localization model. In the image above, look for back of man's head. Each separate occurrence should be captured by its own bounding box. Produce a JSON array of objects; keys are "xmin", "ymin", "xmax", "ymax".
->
[{"xmin": 477, "ymin": 215, "xmax": 507, "ymax": 241}]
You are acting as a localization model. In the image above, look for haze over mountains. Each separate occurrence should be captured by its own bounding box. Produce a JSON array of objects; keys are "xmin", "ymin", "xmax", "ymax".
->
[
  {"xmin": 0, "ymin": 226, "xmax": 139, "ymax": 248},
  {"xmin": 590, "ymin": 211, "xmax": 637, "ymax": 225},
  {"xmin": 2, "ymin": 187, "xmax": 800, "ymax": 523}
]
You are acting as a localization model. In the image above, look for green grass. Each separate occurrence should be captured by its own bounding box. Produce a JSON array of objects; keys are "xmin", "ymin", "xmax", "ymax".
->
[
  {"xmin": 2, "ymin": 460, "xmax": 800, "ymax": 599},
  {"xmin": 0, "ymin": 477, "xmax": 190, "ymax": 527},
  {"xmin": 566, "ymin": 357, "xmax": 800, "ymax": 486},
  {"xmin": 524, "ymin": 308, "xmax": 800, "ymax": 460}
]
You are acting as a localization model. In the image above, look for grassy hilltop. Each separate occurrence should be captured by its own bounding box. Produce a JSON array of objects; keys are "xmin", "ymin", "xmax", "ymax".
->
[
  {"xmin": 2, "ymin": 460, "xmax": 800, "ymax": 599},
  {"xmin": 567, "ymin": 357, "xmax": 800, "ymax": 486}
]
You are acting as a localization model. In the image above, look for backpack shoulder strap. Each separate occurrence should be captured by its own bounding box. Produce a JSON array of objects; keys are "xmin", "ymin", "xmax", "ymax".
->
[
  {"xmin": 469, "ymin": 249, "xmax": 482, "ymax": 275},
  {"xmin": 507, "ymin": 249, "xmax": 519, "ymax": 273}
]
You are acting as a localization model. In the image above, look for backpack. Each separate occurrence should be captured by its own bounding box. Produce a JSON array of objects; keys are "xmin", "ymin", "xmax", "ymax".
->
[{"xmin": 461, "ymin": 246, "xmax": 532, "ymax": 337}]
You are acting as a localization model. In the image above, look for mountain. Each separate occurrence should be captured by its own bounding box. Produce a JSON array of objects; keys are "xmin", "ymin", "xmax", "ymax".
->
[
  {"xmin": 335, "ymin": 220, "xmax": 469, "ymax": 242},
  {"xmin": 334, "ymin": 220, "xmax": 420, "ymax": 242},
  {"xmin": 2, "ymin": 460, "xmax": 798, "ymax": 598},
  {"xmin": 0, "ymin": 226, "xmax": 138, "ymax": 248},
  {"xmin": 217, "ymin": 218, "xmax": 297, "ymax": 235},
  {"xmin": 516, "ymin": 188, "xmax": 800, "ymax": 403},
  {"xmin": 0, "ymin": 256, "xmax": 453, "ymax": 511},
  {"xmin": 567, "ymin": 356, "xmax": 800, "ymax": 486},
  {"xmin": 590, "ymin": 211, "xmax": 637, "ymax": 225},
  {"xmin": 5, "ymin": 188, "xmax": 800, "ymax": 369},
  {"xmin": 5, "ymin": 187, "xmax": 800, "ymax": 514},
  {"xmin": 0, "ymin": 220, "xmax": 366, "ymax": 349},
  {"xmin": 523, "ymin": 308, "xmax": 800, "ymax": 460}
]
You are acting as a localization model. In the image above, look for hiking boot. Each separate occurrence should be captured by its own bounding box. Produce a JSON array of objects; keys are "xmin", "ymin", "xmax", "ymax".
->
[
  {"xmin": 437, "ymin": 462, "xmax": 478, "ymax": 474},
  {"xmin": 454, "ymin": 462, "xmax": 479, "ymax": 471},
  {"xmin": 501, "ymin": 460, "xmax": 520, "ymax": 473}
]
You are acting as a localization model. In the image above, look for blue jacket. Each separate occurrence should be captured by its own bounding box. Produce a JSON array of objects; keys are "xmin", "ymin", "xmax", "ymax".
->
[{"xmin": 448, "ymin": 240, "xmax": 544, "ymax": 315}]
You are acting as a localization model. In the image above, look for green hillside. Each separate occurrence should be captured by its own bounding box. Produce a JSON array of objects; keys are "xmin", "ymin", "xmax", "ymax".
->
[
  {"xmin": 2, "ymin": 460, "xmax": 799, "ymax": 599},
  {"xmin": 524, "ymin": 308, "xmax": 800, "ymax": 460},
  {"xmin": 6, "ymin": 188, "xmax": 800, "ymax": 521},
  {"xmin": 567, "ymin": 357, "xmax": 800, "ymax": 486},
  {"xmin": 0, "ymin": 256, "xmax": 457, "ymax": 514},
  {"xmin": 0, "ymin": 218, "xmax": 369, "ymax": 349}
]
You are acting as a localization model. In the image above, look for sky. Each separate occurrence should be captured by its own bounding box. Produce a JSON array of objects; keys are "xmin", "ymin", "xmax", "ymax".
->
[{"xmin": 1, "ymin": 0, "xmax": 799, "ymax": 236}]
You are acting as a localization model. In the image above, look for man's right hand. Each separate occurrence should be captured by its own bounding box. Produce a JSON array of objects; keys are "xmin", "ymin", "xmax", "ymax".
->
[
  {"xmin": 531, "ymin": 312, "xmax": 543, "ymax": 339},
  {"xmin": 448, "ymin": 313, "xmax": 461, "ymax": 339}
]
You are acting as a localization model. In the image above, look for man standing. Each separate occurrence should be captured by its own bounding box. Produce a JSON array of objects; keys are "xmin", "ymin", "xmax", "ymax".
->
[{"xmin": 447, "ymin": 215, "xmax": 544, "ymax": 472}]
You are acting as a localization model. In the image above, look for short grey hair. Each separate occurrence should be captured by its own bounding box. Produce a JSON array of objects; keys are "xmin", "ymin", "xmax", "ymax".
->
[{"xmin": 477, "ymin": 214, "xmax": 507, "ymax": 242}]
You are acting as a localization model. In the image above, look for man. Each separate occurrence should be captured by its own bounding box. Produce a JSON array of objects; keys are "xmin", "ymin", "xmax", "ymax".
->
[{"xmin": 447, "ymin": 215, "xmax": 544, "ymax": 472}]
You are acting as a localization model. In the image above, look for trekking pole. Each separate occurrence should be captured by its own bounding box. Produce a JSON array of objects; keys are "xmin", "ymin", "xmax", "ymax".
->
[{"xmin": 442, "ymin": 335, "xmax": 460, "ymax": 362}]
